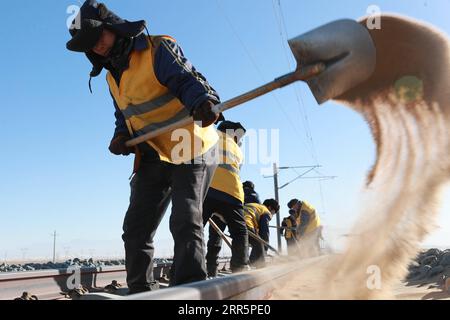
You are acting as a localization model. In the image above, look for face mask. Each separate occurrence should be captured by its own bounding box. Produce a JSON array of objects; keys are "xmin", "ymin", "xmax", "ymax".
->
[{"xmin": 104, "ymin": 36, "xmax": 134, "ymax": 71}]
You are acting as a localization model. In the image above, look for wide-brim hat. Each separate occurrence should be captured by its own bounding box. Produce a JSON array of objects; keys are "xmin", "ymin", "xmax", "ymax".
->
[
  {"xmin": 217, "ymin": 121, "xmax": 247, "ymax": 133},
  {"xmin": 66, "ymin": 1, "xmax": 147, "ymax": 79},
  {"xmin": 66, "ymin": 19, "xmax": 105, "ymax": 53}
]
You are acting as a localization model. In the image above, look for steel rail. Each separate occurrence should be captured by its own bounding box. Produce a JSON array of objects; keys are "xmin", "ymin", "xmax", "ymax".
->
[
  {"xmin": 83, "ymin": 256, "xmax": 328, "ymax": 300},
  {"xmin": 0, "ymin": 263, "xmax": 171, "ymax": 300}
]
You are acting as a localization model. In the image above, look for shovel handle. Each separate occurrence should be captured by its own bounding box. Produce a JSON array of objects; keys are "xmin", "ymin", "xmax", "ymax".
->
[
  {"xmin": 125, "ymin": 63, "xmax": 325, "ymax": 147},
  {"xmin": 247, "ymin": 230, "xmax": 280, "ymax": 256},
  {"xmin": 269, "ymin": 225, "xmax": 297, "ymax": 231},
  {"xmin": 213, "ymin": 63, "xmax": 325, "ymax": 114},
  {"xmin": 209, "ymin": 218, "xmax": 233, "ymax": 249}
]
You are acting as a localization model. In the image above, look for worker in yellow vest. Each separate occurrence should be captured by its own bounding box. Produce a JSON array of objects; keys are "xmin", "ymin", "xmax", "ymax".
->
[
  {"xmin": 244, "ymin": 199, "xmax": 280, "ymax": 268},
  {"xmin": 203, "ymin": 121, "xmax": 249, "ymax": 277},
  {"xmin": 281, "ymin": 209, "xmax": 300, "ymax": 255},
  {"xmin": 287, "ymin": 199, "xmax": 322, "ymax": 256},
  {"xmin": 66, "ymin": 1, "xmax": 223, "ymax": 292}
]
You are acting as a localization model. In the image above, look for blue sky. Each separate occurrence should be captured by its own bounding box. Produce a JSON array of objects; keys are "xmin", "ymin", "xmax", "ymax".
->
[{"xmin": 0, "ymin": 0, "xmax": 449, "ymax": 261}]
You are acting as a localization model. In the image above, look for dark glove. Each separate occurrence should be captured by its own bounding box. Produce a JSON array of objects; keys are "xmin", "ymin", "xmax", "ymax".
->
[
  {"xmin": 109, "ymin": 135, "xmax": 135, "ymax": 156},
  {"xmin": 192, "ymin": 100, "xmax": 223, "ymax": 128}
]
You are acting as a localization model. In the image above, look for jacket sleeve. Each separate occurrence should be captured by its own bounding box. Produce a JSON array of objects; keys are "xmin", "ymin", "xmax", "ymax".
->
[
  {"xmin": 254, "ymin": 192, "xmax": 261, "ymax": 204},
  {"xmin": 110, "ymin": 91, "xmax": 130, "ymax": 139},
  {"xmin": 298, "ymin": 211, "xmax": 311, "ymax": 237},
  {"xmin": 153, "ymin": 38, "xmax": 220, "ymax": 114},
  {"xmin": 258, "ymin": 214, "xmax": 271, "ymax": 243}
]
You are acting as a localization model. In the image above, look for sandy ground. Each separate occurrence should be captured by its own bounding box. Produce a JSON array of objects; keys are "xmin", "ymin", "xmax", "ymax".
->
[
  {"xmin": 270, "ymin": 255, "xmax": 450, "ymax": 300},
  {"xmin": 393, "ymin": 274, "xmax": 450, "ymax": 300},
  {"xmin": 393, "ymin": 283, "xmax": 450, "ymax": 300}
]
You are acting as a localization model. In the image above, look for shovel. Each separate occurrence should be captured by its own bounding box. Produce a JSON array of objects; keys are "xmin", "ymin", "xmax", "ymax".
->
[
  {"xmin": 208, "ymin": 218, "xmax": 233, "ymax": 250},
  {"xmin": 247, "ymin": 230, "xmax": 281, "ymax": 256},
  {"xmin": 126, "ymin": 19, "xmax": 376, "ymax": 147},
  {"xmin": 223, "ymin": 229, "xmax": 280, "ymax": 256}
]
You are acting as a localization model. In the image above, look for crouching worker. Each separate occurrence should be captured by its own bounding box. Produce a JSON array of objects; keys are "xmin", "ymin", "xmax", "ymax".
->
[
  {"xmin": 203, "ymin": 121, "xmax": 249, "ymax": 277},
  {"xmin": 282, "ymin": 209, "xmax": 300, "ymax": 256},
  {"xmin": 244, "ymin": 199, "xmax": 280, "ymax": 268},
  {"xmin": 66, "ymin": 0, "xmax": 223, "ymax": 292},
  {"xmin": 288, "ymin": 199, "xmax": 322, "ymax": 257}
]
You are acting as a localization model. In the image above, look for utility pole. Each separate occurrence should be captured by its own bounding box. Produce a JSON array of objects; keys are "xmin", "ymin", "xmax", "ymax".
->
[
  {"xmin": 265, "ymin": 163, "xmax": 336, "ymax": 253},
  {"xmin": 272, "ymin": 163, "xmax": 282, "ymax": 252},
  {"xmin": 51, "ymin": 231, "xmax": 58, "ymax": 263}
]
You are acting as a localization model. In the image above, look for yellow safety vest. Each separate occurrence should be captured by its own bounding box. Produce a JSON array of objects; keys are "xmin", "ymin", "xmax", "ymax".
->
[
  {"xmin": 299, "ymin": 201, "xmax": 321, "ymax": 234},
  {"xmin": 244, "ymin": 203, "xmax": 272, "ymax": 233},
  {"xmin": 107, "ymin": 36, "xmax": 218, "ymax": 164},
  {"xmin": 209, "ymin": 131, "xmax": 244, "ymax": 203},
  {"xmin": 283, "ymin": 217, "xmax": 297, "ymax": 240}
]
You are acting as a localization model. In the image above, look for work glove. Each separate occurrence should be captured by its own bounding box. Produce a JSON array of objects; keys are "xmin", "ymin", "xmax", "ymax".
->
[
  {"xmin": 192, "ymin": 100, "xmax": 224, "ymax": 128},
  {"xmin": 108, "ymin": 135, "xmax": 135, "ymax": 156}
]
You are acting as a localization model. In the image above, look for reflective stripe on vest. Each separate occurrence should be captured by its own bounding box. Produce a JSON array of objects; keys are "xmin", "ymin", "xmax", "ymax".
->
[
  {"xmin": 218, "ymin": 164, "xmax": 239, "ymax": 176},
  {"xmin": 221, "ymin": 149, "xmax": 240, "ymax": 165},
  {"xmin": 209, "ymin": 132, "xmax": 244, "ymax": 203},
  {"xmin": 107, "ymin": 35, "xmax": 218, "ymax": 164},
  {"xmin": 121, "ymin": 93, "xmax": 177, "ymax": 120},
  {"xmin": 134, "ymin": 108, "xmax": 190, "ymax": 136}
]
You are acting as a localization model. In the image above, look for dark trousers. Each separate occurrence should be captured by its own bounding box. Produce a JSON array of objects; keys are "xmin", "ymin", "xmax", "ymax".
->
[
  {"xmin": 203, "ymin": 198, "xmax": 249, "ymax": 276},
  {"xmin": 204, "ymin": 215, "xmax": 226, "ymax": 277},
  {"xmin": 249, "ymin": 232, "xmax": 266, "ymax": 268},
  {"xmin": 286, "ymin": 238, "xmax": 298, "ymax": 255},
  {"xmin": 122, "ymin": 153, "xmax": 217, "ymax": 293},
  {"xmin": 301, "ymin": 227, "xmax": 322, "ymax": 257}
]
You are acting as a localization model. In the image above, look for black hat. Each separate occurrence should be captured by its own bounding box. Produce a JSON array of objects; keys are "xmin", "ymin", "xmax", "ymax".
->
[
  {"xmin": 243, "ymin": 181, "xmax": 255, "ymax": 190},
  {"xmin": 66, "ymin": 1, "xmax": 146, "ymax": 77},
  {"xmin": 66, "ymin": 19, "xmax": 105, "ymax": 53},
  {"xmin": 287, "ymin": 199, "xmax": 300, "ymax": 209},
  {"xmin": 217, "ymin": 121, "xmax": 246, "ymax": 133},
  {"xmin": 263, "ymin": 199, "xmax": 280, "ymax": 213}
]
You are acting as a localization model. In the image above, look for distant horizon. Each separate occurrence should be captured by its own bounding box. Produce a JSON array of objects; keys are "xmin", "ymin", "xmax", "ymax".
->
[{"xmin": 3, "ymin": 245, "xmax": 448, "ymax": 266}]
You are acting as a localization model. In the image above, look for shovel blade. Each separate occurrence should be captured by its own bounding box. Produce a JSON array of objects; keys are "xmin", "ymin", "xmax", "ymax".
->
[{"xmin": 289, "ymin": 19, "xmax": 376, "ymax": 104}]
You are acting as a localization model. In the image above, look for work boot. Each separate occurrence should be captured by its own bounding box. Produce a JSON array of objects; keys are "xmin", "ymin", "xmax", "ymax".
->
[
  {"xmin": 231, "ymin": 264, "xmax": 251, "ymax": 274},
  {"xmin": 207, "ymin": 267, "xmax": 218, "ymax": 278},
  {"xmin": 127, "ymin": 281, "xmax": 160, "ymax": 295},
  {"xmin": 249, "ymin": 259, "xmax": 266, "ymax": 269}
]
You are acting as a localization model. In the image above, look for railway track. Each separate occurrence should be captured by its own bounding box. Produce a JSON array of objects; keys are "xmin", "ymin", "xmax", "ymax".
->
[
  {"xmin": 0, "ymin": 263, "xmax": 170, "ymax": 300},
  {"xmin": 83, "ymin": 256, "xmax": 328, "ymax": 300},
  {"xmin": 0, "ymin": 256, "xmax": 329, "ymax": 300}
]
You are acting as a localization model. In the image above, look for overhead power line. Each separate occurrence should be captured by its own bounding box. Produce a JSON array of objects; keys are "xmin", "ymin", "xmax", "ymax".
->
[
  {"xmin": 272, "ymin": 0, "xmax": 330, "ymax": 214},
  {"xmin": 214, "ymin": 0, "xmax": 314, "ymax": 155},
  {"xmin": 215, "ymin": 0, "xmax": 332, "ymax": 217}
]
